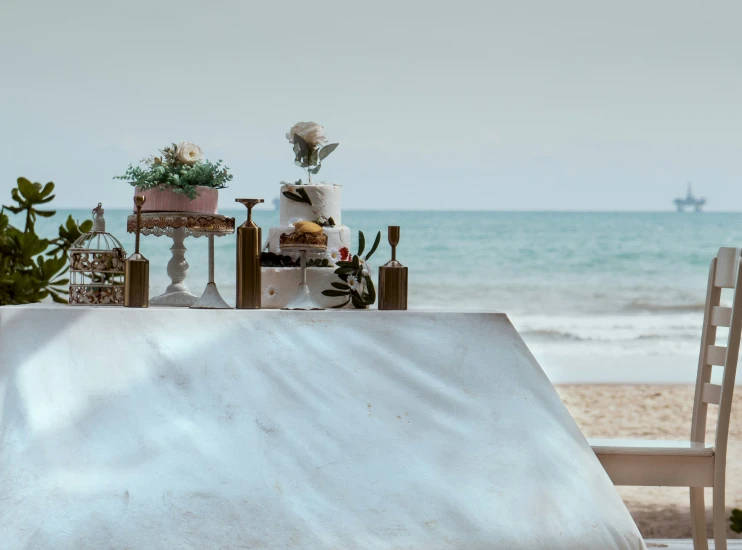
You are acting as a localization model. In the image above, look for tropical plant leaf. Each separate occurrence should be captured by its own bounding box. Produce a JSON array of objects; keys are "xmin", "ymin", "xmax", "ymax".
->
[
  {"xmin": 50, "ymin": 292, "xmax": 68, "ymax": 304},
  {"xmin": 365, "ymin": 231, "xmax": 381, "ymax": 261},
  {"xmin": 731, "ymin": 508, "xmax": 742, "ymax": 533},
  {"xmin": 319, "ymin": 143, "xmax": 339, "ymax": 161},
  {"xmin": 357, "ymin": 231, "xmax": 366, "ymax": 257},
  {"xmin": 331, "ymin": 298, "xmax": 350, "ymax": 309},
  {"xmin": 322, "ymin": 289, "xmax": 350, "ymax": 297},
  {"xmin": 364, "ymin": 274, "xmax": 376, "ymax": 304},
  {"xmin": 331, "ymin": 282, "xmax": 350, "ymax": 290}
]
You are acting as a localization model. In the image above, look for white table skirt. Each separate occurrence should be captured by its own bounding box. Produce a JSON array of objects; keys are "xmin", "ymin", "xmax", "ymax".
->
[{"xmin": 0, "ymin": 306, "xmax": 644, "ymax": 549}]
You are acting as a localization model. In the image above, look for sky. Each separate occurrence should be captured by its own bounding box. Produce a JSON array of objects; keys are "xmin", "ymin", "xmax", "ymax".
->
[{"xmin": 1, "ymin": 0, "xmax": 741, "ymax": 211}]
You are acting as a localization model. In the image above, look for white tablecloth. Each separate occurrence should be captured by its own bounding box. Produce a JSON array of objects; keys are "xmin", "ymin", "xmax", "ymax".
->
[{"xmin": 0, "ymin": 306, "xmax": 644, "ymax": 549}]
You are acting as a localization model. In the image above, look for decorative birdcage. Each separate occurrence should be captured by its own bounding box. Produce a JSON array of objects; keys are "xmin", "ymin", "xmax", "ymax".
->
[{"xmin": 68, "ymin": 203, "xmax": 127, "ymax": 305}]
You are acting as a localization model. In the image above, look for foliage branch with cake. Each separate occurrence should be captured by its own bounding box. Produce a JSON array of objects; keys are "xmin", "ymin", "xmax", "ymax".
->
[
  {"xmin": 115, "ymin": 141, "xmax": 232, "ymax": 213},
  {"xmin": 260, "ymin": 122, "xmax": 380, "ymax": 309}
]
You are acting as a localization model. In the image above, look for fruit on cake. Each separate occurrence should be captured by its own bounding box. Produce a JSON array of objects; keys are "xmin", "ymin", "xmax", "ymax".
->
[{"xmin": 279, "ymin": 221, "xmax": 328, "ymax": 249}]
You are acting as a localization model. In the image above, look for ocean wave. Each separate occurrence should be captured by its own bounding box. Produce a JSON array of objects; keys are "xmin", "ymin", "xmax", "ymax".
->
[
  {"xmin": 624, "ymin": 300, "xmax": 706, "ymax": 313},
  {"xmin": 520, "ymin": 329, "xmax": 588, "ymax": 342}
]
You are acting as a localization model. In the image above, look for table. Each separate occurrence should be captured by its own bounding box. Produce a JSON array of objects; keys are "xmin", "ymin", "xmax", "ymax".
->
[
  {"xmin": 126, "ymin": 212, "xmax": 235, "ymax": 307},
  {"xmin": 0, "ymin": 307, "xmax": 644, "ymax": 549}
]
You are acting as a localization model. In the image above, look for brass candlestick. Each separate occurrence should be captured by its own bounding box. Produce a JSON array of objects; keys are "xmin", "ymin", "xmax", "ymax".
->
[
  {"xmin": 236, "ymin": 198, "xmax": 264, "ymax": 309},
  {"xmin": 378, "ymin": 226, "xmax": 408, "ymax": 310},
  {"xmin": 124, "ymin": 195, "xmax": 149, "ymax": 308}
]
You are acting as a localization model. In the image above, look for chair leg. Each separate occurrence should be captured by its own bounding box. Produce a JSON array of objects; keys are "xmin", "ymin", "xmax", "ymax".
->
[
  {"xmin": 690, "ymin": 487, "xmax": 709, "ymax": 550},
  {"xmin": 713, "ymin": 482, "xmax": 727, "ymax": 550}
]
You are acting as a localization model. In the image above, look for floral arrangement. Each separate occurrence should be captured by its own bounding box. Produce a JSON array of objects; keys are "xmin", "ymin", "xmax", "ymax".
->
[
  {"xmin": 322, "ymin": 231, "xmax": 381, "ymax": 309},
  {"xmin": 115, "ymin": 142, "xmax": 232, "ymax": 200},
  {"xmin": 285, "ymin": 122, "xmax": 339, "ymax": 186}
]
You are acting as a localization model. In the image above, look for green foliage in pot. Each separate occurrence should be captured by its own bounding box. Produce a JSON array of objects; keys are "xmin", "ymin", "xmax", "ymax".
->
[
  {"xmin": 114, "ymin": 141, "xmax": 233, "ymax": 200},
  {"xmin": 0, "ymin": 177, "xmax": 92, "ymax": 305}
]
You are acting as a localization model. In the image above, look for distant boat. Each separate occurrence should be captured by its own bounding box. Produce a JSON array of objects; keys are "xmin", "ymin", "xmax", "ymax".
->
[
  {"xmin": 674, "ymin": 184, "xmax": 706, "ymax": 212},
  {"xmin": 272, "ymin": 197, "xmax": 279, "ymax": 210}
]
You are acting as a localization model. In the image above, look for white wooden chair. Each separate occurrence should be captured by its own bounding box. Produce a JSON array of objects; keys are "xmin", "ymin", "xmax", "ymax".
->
[{"xmin": 590, "ymin": 247, "xmax": 742, "ymax": 550}]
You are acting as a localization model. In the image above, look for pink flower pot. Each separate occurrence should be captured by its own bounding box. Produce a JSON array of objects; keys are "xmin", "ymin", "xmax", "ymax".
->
[{"xmin": 134, "ymin": 186, "xmax": 219, "ymax": 214}]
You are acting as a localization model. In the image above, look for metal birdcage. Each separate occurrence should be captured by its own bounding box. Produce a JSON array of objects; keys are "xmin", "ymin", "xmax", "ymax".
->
[{"xmin": 68, "ymin": 203, "xmax": 127, "ymax": 305}]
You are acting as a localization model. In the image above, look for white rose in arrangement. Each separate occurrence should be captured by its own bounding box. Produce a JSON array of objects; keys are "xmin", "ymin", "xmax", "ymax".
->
[
  {"xmin": 286, "ymin": 122, "xmax": 327, "ymax": 147},
  {"xmin": 176, "ymin": 142, "xmax": 203, "ymax": 165}
]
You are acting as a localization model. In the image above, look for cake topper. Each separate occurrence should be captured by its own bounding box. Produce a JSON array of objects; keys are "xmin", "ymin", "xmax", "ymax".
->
[{"xmin": 285, "ymin": 122, "xmax": 339, "ymax": 185}]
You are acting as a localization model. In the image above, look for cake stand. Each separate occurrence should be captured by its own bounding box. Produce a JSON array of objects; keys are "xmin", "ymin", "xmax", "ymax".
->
[
  {"xmin": 281, "ymin": 247, "xmax": 326, "ymax": 311},
  {"xmin": 126, "ymin": 212, "xmax": 235, "ymax": 307}
]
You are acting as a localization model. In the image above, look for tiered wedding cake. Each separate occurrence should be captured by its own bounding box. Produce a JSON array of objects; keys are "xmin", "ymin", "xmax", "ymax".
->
[{"xmin": 261, "ymin": 183, "xmax": 352, "ymax": 308}]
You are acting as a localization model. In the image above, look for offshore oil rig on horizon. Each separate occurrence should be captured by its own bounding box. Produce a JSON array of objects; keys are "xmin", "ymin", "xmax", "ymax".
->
[{"xmin": 674, "ymin": 184, "xmax": 706, "ymax": 212}]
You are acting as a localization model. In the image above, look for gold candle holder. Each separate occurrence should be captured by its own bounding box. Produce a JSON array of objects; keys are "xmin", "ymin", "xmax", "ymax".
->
[
  {"xmin": 378, "ymin": 226, "xmax": 408, "ymax": 310},
  {"xmin": 124, "ymin": 195, "xmax": 149, "ymax": 308},
  {"xmin": 236, "ymin": 198, "xmax": 264, "ymax": 309}
]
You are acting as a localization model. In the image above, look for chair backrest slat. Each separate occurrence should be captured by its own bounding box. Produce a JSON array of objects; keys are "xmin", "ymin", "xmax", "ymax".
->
[
  {"xmin": 702, "ymin": 382, "xmax": 722, "ymax": 405},
  {"xmin": 691, "ymin": 248, "xmax": 742, "ymax": 462},
  {"xmin": 714, "ymin": 247, "xmax": 739, "ymax": 288},
  {"xmin": 707, "ymin": 345, "xmax": 728, "ymax": 366},
  {"xmin": 711, "ymin": 306, "xmax": 732, "ymax": 327}
]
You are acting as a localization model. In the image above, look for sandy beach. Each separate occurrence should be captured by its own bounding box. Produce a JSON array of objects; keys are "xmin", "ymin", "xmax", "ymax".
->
[{"xmin": 557, "ymin": 385, "xmax": 742, "ymax": 540}]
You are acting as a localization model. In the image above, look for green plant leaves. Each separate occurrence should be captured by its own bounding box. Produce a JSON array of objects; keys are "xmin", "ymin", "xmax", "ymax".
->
[
  {"xmin": 0, "ymin": 178, "xmax": 92, "ymax": 306},
  {"xmin": 319, "ymin": 143, "xmax": 338, "ymax": 161},
  {"xmin": 731, "ymin": 509, "xmax": 742, "ymax": 533},
  {"xmin": 331, "ymin": 282, "xmax": 350, "ymax": 290},
  {"xmin": 321, "ymin": 289, "xmax": 350, "ymax": 297},
  {"xmin": 114, "ymin": 146, "xmax": 233, "ymax": 200},
  {"xmin": 357, "ymin": 231, "xmax": 366, "ymax": 257},
  {"xmin": 365, "ymin": 231, "xmax": 381, "ymax": 261}
]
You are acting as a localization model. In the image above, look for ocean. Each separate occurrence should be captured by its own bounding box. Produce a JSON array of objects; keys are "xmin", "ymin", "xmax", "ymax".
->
[{"xmin": 18, "ymin": 209, "xmax": 742, "ymax": 383}]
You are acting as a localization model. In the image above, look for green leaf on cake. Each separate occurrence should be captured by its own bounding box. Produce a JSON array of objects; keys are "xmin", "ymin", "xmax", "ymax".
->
[
  {"xmin": 357, "ymin": 231, "xmax": 366, "ymax": 257},
  {"xmin": 283, "ymin": 189, "xmax": 312, "ymax": 205},
  {"xmin": 331, "ymin": 298, "xmax": 350, "ymax": 309},
  {"xmin": 319, "ymin": 143, "xmax": 339, "ymax": 161},
  {"xmin": 365, "ymin": 231, "xmax": 381, "ymax": 261},
  {"xmin": 296, "ymin": 187, "xmax": 312, "ymax": 205},
  {"xmin": 331, "ymin": 282, "xmax": 350, "ymax": 290}
]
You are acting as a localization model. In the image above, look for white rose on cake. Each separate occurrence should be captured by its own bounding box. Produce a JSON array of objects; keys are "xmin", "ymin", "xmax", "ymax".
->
[
  {"xmin": 286, "ymin": 122, "xmax": 327, "ymax": 147},
  {"xmin": 176, "ymin": 142, "xmax": 203, "ymax": 165}
]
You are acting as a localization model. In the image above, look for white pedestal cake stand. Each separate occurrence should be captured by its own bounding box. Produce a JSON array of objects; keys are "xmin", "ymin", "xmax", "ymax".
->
[
  {"xmin": 126, "ymin": 212, "xmax": 235, "ymax": 307},
  {"xmin": 281, "ymin": 247, "xmax": 326, "ymax": 311}
]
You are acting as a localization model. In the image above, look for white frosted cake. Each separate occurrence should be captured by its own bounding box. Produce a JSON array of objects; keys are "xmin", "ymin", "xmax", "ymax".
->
[{"xmin": 262, "ymin": 183, "xmax": 352, "ymax": 308}]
